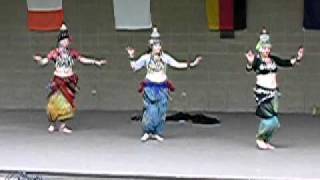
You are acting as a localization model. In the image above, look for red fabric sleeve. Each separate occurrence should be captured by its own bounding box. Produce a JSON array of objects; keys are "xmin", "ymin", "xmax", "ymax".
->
[
  {"xmin": 47, "ymin": 48, "xmax": 59, "ymax": 61},
  {"xmin": 70, "ymin": 49, "xmax": 81, "ymax": 60}
]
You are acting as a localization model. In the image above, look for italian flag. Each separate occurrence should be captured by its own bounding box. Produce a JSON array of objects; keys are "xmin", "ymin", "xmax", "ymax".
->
[{"xmin": 27, "ymin": 0, "xmax": 64, "ymax": 31}]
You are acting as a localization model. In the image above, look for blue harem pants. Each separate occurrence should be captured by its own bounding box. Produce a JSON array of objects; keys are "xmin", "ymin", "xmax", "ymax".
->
[{"xmin": 142, "ymin": 81, "xmax": 169, "ymax": 136}]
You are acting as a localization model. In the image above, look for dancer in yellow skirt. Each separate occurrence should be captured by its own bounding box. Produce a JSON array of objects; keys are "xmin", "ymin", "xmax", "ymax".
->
[{"xmin": 33, "ymin": 23, "xmax": 107, "ymax": 133}]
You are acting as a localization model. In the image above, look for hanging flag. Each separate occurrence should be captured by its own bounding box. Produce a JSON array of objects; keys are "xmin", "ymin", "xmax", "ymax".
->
[
  {"xmin": 27, "ymin": 0, "xmax": 64, "ymax": 31},
  {"xmin": 206, "ymin": 0, "xmax": 246, "ymax": 31},
  {"xmin": 303, "ymin": 0, "xmax": 320, "ymax": 29},
  {"xmin": 234, "ymin": 0, "xmax": 247, "ymax": 30},
  {"xmin": 113, "ymin": 0, "xmax": 152, "ymax": 30},
  {"xmin": 219, "ymin": 0, "xmax": 234, "ymax": 31},
  {"xmin": 206, "ymin": 0, "xmax": 220, "ymax": 30}
]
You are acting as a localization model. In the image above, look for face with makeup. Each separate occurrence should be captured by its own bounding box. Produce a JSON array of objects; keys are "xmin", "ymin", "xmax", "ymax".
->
[
  {"xmin": 59, "ymin": 38, "xmax": 70, "ymax": 49},
  {"xmin": 260, "ymin": 44, "xmax": 271, "ymax": 58},
  {"xmin": 152, "ymin": 43, "xmax": 162, "ymax": 55}
]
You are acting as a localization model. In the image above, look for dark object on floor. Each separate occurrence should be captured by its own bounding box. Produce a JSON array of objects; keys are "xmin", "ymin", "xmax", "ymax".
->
[
  {"xmin": 131, "ymin": 112, "xmax": 220, "ymax": 125},
  {"xmin": 190, "ymin": 113, "xmax": 220, "ymax": 125}
]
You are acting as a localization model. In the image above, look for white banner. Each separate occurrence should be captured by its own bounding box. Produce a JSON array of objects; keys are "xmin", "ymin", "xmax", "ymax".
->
[
  {"xmin": 113, "ymin": 0, "xmax": 152, "ymax": 30},
  {"xmin": 27, "ymin": 0, "xmax": 62, "ymax": 11}
]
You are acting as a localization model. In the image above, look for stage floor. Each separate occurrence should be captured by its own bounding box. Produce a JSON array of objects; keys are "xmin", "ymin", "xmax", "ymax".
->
[{"xmin": 0, "ymin": 110, "xmax": 319, "ymax": 180}]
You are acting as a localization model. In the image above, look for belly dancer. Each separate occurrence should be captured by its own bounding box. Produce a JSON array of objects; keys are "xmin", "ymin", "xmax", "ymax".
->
[
  {"xmin": 245, "ymin": 42, "xmax": 304, "ymax": 150},
  {"xmin": 126, "ymin": 35, "xmax": 202, "ymax": 142}
]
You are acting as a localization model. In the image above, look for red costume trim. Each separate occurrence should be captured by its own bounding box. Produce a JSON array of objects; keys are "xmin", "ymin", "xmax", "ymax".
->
[
  {"xmin": 138, "ymin": 80, "xmax": 175, "ymax": 93},
  {"xmin": 49, "ymin": 74, "xmax": 79, "ymax": 107}
]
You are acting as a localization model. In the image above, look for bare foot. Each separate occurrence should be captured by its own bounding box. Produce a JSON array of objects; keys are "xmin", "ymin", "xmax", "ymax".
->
[
  {"xmin": 140, "ymin": 133, "xmax": 151, "ymax": 142},
  {"xmin": 59, "ymin": 123, "xmax": 72, "ymax": 134},
  {"xmin": 152, "ymin": 134, "xmax": 164, "ymax": 142},
  {"xmin": 256, "ymin": 139, "xmax": 268, "ymax": 150},
  {"xmin": 48, "ymin": 124, "xmax": 55, "ymax": 133},
  {"xmin": 266, "ymin": 143, "xmax": 275, "ymax": 150}
]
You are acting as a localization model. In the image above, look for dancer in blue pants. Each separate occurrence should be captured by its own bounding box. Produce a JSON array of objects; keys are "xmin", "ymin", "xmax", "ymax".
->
[{"xmin": 126, "ymin": 31, "xmax": 202, "ymax": 142}]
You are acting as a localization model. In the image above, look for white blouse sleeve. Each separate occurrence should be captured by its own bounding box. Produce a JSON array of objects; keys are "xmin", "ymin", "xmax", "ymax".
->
[
  {"xmin": 162, "ymin": 53, "xmax": 188, "ymax": 69},
  {"xmin": 130, "ymin": 54, "xmax": 149, "ymax": 71}
]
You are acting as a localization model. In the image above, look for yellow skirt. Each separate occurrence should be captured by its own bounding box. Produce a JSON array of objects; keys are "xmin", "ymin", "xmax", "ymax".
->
[{"xmin": 47, "ymin": 91, "xmax": 75, "ymax": 122}]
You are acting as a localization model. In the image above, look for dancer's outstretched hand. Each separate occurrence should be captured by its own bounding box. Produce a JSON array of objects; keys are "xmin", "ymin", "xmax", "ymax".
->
[
  {"xmin": 195, "ymin": 55, "xmax": 202, "ymax": 62},
  {"xmin": 191, "ymin": 55, "xmax": 202, "ymax": 67},
  {"xmin": 33, "ymin": 55, "xmax": 42, "ymax": 62},
  {"xmin": 95, "ymin": 59, "xmax": 107, "ymax": 66},
  {"xmin": 245, "ymin": 50, "xmax": 255, "ymax": 64},
  {"xmin": 126, "ymin": 47, "xmax": 135, "ymax": 59},
  {"xmin": 297, "ymin": 46, "xmax": 304, "ymax": 61}
]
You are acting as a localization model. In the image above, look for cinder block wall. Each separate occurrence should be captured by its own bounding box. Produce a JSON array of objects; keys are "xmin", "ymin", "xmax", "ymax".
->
[{"xmin": 0, "ymin": 0, "xmax": 318, "ymax": 113}]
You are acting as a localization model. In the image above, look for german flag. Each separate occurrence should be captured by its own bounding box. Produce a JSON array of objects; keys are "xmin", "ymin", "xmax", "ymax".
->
[{"xmin": 206, "ymin": 0, "xmax": 247, "ymax": 31}]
